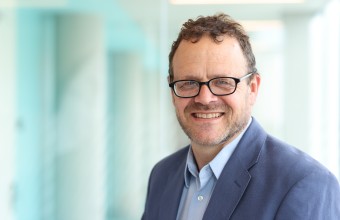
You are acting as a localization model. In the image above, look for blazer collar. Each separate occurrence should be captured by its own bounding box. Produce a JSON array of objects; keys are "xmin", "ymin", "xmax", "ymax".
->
[{"xmin": 203, "ymin": 118, "xmax": 267, "ymax": 219}]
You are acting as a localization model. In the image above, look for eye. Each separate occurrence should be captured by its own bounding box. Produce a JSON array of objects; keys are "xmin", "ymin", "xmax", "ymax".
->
[
  {"xmin": 212, "ymin": 78, "xmax": 235, "ymax": 88},
  {"xmin": 176, "ymin": 81, "xmax": 198, "ymax": 90}
]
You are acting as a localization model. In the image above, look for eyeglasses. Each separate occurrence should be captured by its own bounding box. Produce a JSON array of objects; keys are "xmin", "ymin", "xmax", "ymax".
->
[{"xmin": 169, "ymin": 72, "xmax": 255, "ymax": 98}]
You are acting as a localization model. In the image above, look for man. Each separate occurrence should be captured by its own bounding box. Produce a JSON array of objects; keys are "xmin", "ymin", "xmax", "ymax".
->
[{"xmin": 142, "ymin": 13, "xmax": 340, "ymax": 220}]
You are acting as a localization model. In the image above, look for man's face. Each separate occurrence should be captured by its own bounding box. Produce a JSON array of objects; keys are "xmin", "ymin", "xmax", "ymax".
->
[{"xmin": 171, "ymin": 36, "xmax": 260, "ymax": 148}]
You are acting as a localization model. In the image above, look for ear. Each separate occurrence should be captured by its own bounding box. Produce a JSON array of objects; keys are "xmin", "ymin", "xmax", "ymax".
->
[{"xmin": 249, "ymin": 73, "xmax": 261, "ymax": 106}]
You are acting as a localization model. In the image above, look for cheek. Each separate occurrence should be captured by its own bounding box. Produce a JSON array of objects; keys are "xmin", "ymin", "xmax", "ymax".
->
[
  {"xmin": 221, "ymin": 94, "xmax": 247, "ymax": 113},
  {"xmin": 173, "ymin": 98, "xmax": 190, "ymax": 114},
  {"xmin": 220, "ymin": 96, "xmax": 237, "ymax": 109}
]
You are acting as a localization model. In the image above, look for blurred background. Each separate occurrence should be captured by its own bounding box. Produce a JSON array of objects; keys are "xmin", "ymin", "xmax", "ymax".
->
[{"xmin": 0, "ymin": 0, "xmax": 339, "ymax": 219}]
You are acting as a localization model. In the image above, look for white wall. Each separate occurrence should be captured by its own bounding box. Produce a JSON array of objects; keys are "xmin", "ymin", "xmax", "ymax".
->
[
  {"xmin": 0, "ymin": 9, "xmax": 16, "ymax": 220},
  {"xmin": 55, "ymin": 14, "xmax": 107, "ymax": 220}
]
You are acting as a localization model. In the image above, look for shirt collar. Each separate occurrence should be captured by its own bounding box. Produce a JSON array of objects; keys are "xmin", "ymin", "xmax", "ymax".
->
[
  {"xmin": 184, "ymin": 147, "xmax": 197, "ymax": 187},
  {"xmin": 183, "ymin": 118, "xmax": 252, "ymax": 187}
]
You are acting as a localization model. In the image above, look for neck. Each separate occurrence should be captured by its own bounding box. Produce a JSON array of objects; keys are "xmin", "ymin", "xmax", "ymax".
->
[
  {"xmin": 190, "ymin": 118, "xmax": 251, "ymax": 171},
  {"xmin": 191, "ymin": 124, "xmax": 248, "ymax": 171},
  {"xmin": 191, "ymin": 142, "xmax": 226, "ymax": 171}
]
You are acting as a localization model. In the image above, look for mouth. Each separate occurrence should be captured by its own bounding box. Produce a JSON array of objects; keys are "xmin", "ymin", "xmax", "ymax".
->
[{"xmin": 193, "ymin": 112, "xmax": 224, "ymax": 119}]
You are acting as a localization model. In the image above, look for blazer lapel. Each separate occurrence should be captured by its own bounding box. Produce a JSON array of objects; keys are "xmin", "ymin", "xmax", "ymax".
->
[
  {"xmin": 203, "ymin": 157, "xmax": 251, "ymax": 220},
  {"xmin": 158, "ymin": 150, "xmax": 187, "ymax": 220},
  {"xmin": 203, "ymin": 118, "xmax": 267, "ymax": 220}
]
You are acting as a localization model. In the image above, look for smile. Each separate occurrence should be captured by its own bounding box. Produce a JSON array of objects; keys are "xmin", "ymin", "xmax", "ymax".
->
[{"xmin": 193, "ymin": 113, "xmax": 223, "ymax": 119}]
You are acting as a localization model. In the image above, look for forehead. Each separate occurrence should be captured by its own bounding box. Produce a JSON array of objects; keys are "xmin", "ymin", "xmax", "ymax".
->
[
  {"xmin": 172, "ymin": 36, "xmax": 247, "ymax": 79},
  {"xmin": 176, "ymin": 36, "xmax": 240, "ymax": 59}
]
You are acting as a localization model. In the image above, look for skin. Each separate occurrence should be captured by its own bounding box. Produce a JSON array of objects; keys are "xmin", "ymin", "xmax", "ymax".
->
[{"xmin": 170, "ymin": 35, "xmax": 261, "ymax": 170}]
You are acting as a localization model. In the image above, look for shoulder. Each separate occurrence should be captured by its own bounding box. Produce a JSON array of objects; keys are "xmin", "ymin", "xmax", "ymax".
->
[
  {"xmin": 144, "ymin": 146, "xmax": 188, "ymax": 203},
  {"xmin": 263, "ymin": 136, "xmax": 340, "ymax": 218},
  {"xmin": 240, "ymin": 119, "xmax": 338, "ymax": 187},
  {"xmin": 241, "ymin": 130, "xmax": 340, "ymax": 218},
  {"xmin": 258, "ymin": 135, "xmax": 339, "ymax": 190},
  {"xmin": 262, "ymin": 135, "xmax": 328, "ymax": 174},
  {"xmin": 150, "ymin": 146, "xmax": 189, "ymax": 178},
  {"xmin": 238, "ymin": 119, "xmax": 326, "ymax": 177}
]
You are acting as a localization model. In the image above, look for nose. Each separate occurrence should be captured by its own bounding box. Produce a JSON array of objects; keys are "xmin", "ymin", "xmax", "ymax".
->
[{"xmin": 194, "ymin": 84, "xmax": 218, "ymax": 105}]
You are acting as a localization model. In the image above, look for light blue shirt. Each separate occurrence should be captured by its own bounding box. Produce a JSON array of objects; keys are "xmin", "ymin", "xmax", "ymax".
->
[{"xmin": 176, "ymin": 119, "xmax": 252, "ymax": 220}]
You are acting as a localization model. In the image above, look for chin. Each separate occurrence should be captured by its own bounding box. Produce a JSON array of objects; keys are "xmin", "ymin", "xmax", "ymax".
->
[{"xmin": 191, "ymin": 134, "xmax": 227, "ymax": 147}]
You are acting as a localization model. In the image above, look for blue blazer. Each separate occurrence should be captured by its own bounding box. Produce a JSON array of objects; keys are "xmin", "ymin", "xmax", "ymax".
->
[{"xmin": 142, "ymin": 119, "xmax": 340, "ymax": 219}]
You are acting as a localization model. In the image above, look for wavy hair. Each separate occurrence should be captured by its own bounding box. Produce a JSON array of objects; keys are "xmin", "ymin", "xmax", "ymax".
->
[{"xmin": 168, "ymin": 13, "xmax": 257, "ymax": 82}]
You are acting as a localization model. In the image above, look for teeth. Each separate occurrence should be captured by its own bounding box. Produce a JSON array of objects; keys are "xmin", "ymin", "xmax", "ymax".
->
[{"xmin": 195, "ymin": 113, "xmax": 222, "ymax": 119}]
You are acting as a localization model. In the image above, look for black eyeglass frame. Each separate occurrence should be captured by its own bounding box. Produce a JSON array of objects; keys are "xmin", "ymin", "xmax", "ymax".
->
[{"xmin": 169, "ymin": 71, "xmax": 256, "ymax": 98}]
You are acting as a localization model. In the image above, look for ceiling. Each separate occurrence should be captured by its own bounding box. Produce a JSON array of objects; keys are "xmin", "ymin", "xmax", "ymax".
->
[
  {"xmin": 1, "ymin": 0, "xmax": 330, "ymax": 52},
  {"xmin": 1, "ymin": 0, "xmax": 330, "ymax": 33},
  {"xmin": 118, "ymin": 0, "xmax": 330, "ymax": 29}
]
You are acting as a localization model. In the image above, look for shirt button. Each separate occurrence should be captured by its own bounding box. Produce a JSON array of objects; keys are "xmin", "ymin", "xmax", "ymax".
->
[{"xmin": 198, "ymin": 195, "xmax": 204, "ymax": 201}]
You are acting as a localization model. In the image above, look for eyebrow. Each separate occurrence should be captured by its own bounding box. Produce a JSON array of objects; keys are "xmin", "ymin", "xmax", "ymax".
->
[{"xmin": 174, "ymin": 73, "xmax": 232, "ymax": 81}]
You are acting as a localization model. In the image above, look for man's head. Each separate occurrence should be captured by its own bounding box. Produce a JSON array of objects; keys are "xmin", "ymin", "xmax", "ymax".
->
[
  {"xmin": 168, "ymin": 13, "xmax": 261, "ymax": 149},
  {"xmin": 168, "ymin": 13, "xmax": 257, "ymax": 82}
]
